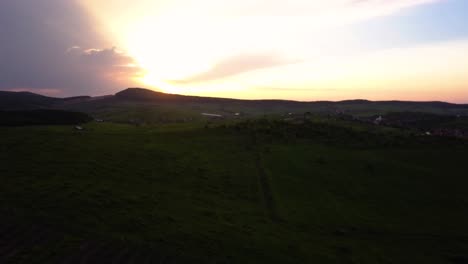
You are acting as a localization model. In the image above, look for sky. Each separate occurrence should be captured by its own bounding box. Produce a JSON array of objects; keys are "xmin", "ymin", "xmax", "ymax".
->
[{"xmin": 0, "ymin": 0, "xmax": 467, "ymax": 102}]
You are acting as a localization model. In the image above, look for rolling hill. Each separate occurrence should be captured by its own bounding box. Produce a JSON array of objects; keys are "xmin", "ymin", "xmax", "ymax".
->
[
  {"xmin": 0, "ymin": 91, "xmax": 60, "ymax": 110},
  {"xmin": 1, "ymin": 88, "xmax": 468, "ymax": 124}
]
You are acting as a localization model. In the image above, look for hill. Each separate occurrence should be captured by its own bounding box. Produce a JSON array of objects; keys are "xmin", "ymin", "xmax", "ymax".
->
[
  {"xmin": 115, "ymin": 87, "xmax": 235, "ymax": 103},
  {"xmin": 1, "ymin": 88, "xmax": 468, "ymax": 124},
  {"xmin": 0, "ymin": 91, "xmax": 59, "ymax": 110}
]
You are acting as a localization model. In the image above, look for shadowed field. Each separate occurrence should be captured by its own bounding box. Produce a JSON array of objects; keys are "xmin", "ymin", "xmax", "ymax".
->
[{"xmin": 1, "ymin": 120, "xmax": 468, "ymax": 263}]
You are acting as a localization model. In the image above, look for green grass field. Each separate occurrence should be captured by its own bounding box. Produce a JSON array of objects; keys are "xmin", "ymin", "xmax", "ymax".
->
[{"xmin": 1, "ymin": 120, "xmax": 467, "ymax": 263}]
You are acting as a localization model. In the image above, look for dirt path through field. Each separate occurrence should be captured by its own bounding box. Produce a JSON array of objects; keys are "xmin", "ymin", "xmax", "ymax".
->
[{"xmin": 255, "ymin": 152, "xmax": 282, "ymax": 222}]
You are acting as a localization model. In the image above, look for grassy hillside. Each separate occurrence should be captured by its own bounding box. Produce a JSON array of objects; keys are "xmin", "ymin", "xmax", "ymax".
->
[
  {"xmin": 0, "ymin": 110, "xmax": 92, "ymax": 126},
  {"xmin": 1, "ymin": 120, "xmax": 467, "ymax": 263}
]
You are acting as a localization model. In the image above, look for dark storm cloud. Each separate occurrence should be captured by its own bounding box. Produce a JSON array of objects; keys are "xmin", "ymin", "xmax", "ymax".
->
[{"xmin": 0, "ymin": 0, "xmax": 140, "ymax": 96}]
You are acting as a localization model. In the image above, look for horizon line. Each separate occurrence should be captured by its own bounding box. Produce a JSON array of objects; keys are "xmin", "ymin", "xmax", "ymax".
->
[{"xmin": 2, "ymin": 87, "xmax": 468, "ymax": 105}]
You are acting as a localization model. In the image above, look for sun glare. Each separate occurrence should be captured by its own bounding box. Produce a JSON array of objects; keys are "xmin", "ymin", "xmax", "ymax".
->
[
  {"xmin": 139, "ymin": 73, "xmax": 185, "ymax": 94},
  {"xmin": 124, "ymin": 16, "xmax": 219, "ymax": 91}
]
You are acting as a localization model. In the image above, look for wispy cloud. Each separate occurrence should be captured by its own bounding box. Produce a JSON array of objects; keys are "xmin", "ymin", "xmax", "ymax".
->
[
  {"xmin": 341, "ymin": 0, "xmax": 440, "ymax": 21},
  {"xmin": 69, "ymin": 47, "xmax": 140, "ymax": 70},
  {"xmin": 122, "ymin": 0, "xmax": 439, "ymax": 19},
  {"xmin": 171, "ymin": 54, "xmax": 297, "ymax": 84}
]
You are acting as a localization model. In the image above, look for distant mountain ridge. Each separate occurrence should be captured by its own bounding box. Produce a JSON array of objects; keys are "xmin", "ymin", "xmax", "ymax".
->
[
  {"xmin": 0, "ymin": 91, "xmax": 60, "ymax": 110},
  {"xmin": 1, "ymin": 88, "xmax": 467, "ymax": 119}
]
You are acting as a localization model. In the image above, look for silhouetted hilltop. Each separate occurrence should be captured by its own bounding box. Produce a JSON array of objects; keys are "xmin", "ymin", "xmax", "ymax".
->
[
  {"xmin": 1, "ymin": 88, "xmax": 468, "ymax": 118},
  {"xmin": 0, "ymin": 91, "xmax": 59, "ymax": 110},
  {"xmin": 115, "ymin": 87, "xmax": 236, "ymax": 103},
  {"xmin": 115, "ymin": 88, "xmax": 181, "ymax": 101}
]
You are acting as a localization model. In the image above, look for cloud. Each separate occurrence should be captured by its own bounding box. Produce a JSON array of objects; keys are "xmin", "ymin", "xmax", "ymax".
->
[
  {"xmin": 0, "ymin": 0, "xmax": 141, "ymax": 96},
  {"xmin": 80, "ymin": 47, "xmax": 135, "ymax": 66},
  {"xmin": 347, "ymin": 0, "xmax": 436, "ymax": 6},
  {"xmin": 343, "ymin": 0, "xmax": 440, "ymax": 19},
  {"xmin": 135, "ymin": 0, "xmax": 438, "ymax": 18},
  {"xmin": 68, "ymin": 47, "xmax": 141, "ymax": 74},
  {"xmin": 171, "ymin": 53, "xmax": 296, "ymax": 84},
  {"xmin": 69, "ymin": 46, "xmax": 143, "ymax": 83}
]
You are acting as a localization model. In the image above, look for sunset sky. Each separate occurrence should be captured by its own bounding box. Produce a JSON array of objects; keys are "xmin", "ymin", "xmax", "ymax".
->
[{"xmin": 1, "ymin": 0, "xmax": 467, "ymax": 102}]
